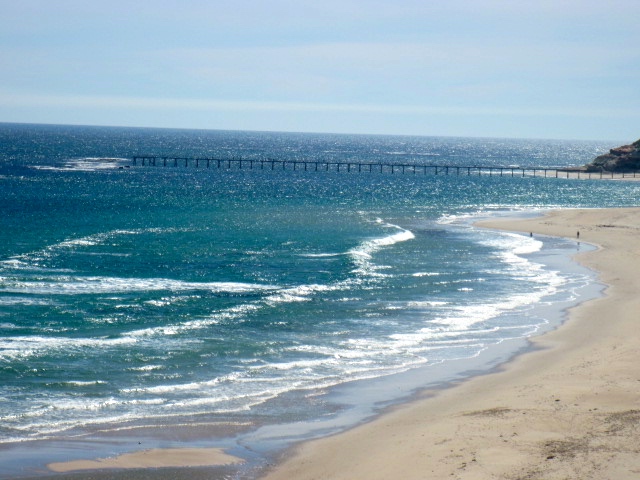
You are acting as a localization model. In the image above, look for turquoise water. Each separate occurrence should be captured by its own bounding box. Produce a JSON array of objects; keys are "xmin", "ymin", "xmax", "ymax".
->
[{"xmin": 1, "ymin": 124, "xmax": 638, "ymax": 474}]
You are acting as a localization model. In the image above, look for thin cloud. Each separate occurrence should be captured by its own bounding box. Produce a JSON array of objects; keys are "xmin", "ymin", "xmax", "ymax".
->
[
  {"xmin": 2, "ymin": 92, "xmax": 635, "ymax": 118},
  {"xmin": 0, "ymin": 0, "xmax": 638, "ymax": 139}
]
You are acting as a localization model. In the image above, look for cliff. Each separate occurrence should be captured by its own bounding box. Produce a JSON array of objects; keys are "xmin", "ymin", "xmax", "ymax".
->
[{"xmin": 585, "ymin": 139, "xmax": 640, "ymax": 172}]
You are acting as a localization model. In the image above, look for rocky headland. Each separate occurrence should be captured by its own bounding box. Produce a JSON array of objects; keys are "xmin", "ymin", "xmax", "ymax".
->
[{"xmin": 585, "ymin": 139, "xmax": 640, "ymax": 172}]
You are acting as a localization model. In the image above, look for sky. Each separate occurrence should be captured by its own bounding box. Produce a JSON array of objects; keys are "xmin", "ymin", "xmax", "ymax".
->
[{"xmin": 0, "ymin": 0, "xmax": 638, "ymax": 141}]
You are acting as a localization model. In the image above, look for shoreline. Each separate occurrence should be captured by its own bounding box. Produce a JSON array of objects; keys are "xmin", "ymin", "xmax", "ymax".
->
[
  {"xmin": 7, "ymin": 207, "xmax": 639, "ymax": 479},
  {"xmin": 261, "ymin": 207, "xmax": 640, "ymax": 479}
]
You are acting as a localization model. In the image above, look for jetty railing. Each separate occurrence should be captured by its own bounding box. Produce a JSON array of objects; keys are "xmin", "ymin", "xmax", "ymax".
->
[{"xmin": 129, "ymin": 156, "xmax": 637, "ymax": 180}]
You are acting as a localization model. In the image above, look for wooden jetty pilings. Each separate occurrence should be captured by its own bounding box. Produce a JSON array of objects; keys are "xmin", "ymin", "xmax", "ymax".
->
[{"xmin": 129, "ymin": 156, "xmax": 636, "ymax": 180}]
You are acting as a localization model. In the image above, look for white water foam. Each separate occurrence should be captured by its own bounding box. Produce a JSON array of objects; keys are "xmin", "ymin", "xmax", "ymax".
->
[
  {"xmin": 1, "ymin": 275, "xmax": 276, "ymax": 295},
  {"xmin": 31, "ymin": 157, "xmax": 130, "ymax": 172},
  {"xmin": 348, "ymin": 220, "xmax": 415, "ymax": 277},
  {"xmin": 0, "ymin": 335, "xmax": 137, "ymax": 361}
]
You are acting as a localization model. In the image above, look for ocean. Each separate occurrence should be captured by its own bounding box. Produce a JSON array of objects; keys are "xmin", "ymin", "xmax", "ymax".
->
[{"xmin": 1, "ymin": 123, "xmax": 639, "ymax": 477}]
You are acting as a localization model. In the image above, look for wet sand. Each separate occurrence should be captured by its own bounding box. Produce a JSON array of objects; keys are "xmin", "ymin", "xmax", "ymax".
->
[{"xmin": 47, "ymin": 447, "xmax": 242, "ymax": 473}]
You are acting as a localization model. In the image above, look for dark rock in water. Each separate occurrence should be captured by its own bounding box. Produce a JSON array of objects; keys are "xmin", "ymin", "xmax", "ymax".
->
[{"xmin": 585, "ymin": 139, "xmax": 640, "ymax": 172}]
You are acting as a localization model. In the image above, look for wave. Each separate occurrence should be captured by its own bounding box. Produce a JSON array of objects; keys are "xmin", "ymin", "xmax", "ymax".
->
[
  {"xmin": 348, "ymin": 220, "xmax": 415, "ymax": 277},
  {"xmin": 0, "ymin": 315, "xmax": 542, "ymax": 442},
  {"xmin": 50, "ymin": 380, "xmax": 108, "ymax": 387},
  {"xmin": 124, "ymin": 282, "xmax": 347, "ymax": 339},
  {"xmin": 0, "ymin": 296, "xmax": 56, "ymax": 306},
  {"xmin": 0, "ymin": 275, "xmax": 276, "ymax": 295},
  {"xmin": 0, "ymin": 335, "xmax": 137, "ymax": 361},
  {"xmin": 263, "ymin": 283, "xmax": 343, "ymax": 306},
  {"xmin": 477, "ymin": 230, "xmax": 544, "ymax": 257},
  {"xmin": 1, "ymin": 227, "xmax": 196, "ymax": 272},
  {"xmin": 30, "ymin": 157, "xmax": 130, "ymax": 172},
  {"xmin": 124, "ymin": 303, "xmax": 261, "ymax": 338}
]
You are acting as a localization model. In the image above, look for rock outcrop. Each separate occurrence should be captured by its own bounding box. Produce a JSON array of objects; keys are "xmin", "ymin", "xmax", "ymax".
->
[{"xmin": 585, "ymin": 139, "xmax": 640, "ymax": 172}]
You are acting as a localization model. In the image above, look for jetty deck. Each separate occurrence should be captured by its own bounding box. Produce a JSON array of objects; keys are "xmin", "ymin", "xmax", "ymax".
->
[{"xmin": 130, "ymin": 156, "xmax": 638, "ymax": 180}]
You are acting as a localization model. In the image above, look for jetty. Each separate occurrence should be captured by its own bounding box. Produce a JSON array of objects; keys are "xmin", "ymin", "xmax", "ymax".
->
[{"xmin": 130, "ymin": 156, "xmax": 638, "ymax": 179}]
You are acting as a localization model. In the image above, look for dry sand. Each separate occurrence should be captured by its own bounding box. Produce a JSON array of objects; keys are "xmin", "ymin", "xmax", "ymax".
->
[{"xmin": 262, "ymin": 207, "xmax": 640, "ymax": 480}]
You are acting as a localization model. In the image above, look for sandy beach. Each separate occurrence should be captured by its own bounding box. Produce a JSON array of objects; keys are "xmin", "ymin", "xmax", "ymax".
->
[{"xmin": 262, "ymin": 207, "xmax": 640, "ymax": 480}]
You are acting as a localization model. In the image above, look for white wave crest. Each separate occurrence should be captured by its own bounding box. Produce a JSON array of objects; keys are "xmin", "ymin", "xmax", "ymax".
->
[
  {"xmin": 0, "ymin": 335, "xmax": 137, "ymax": 361},
  {"xmin": 348, "ymin": 221, "xmax": 415, "ymax": 277},
  {"xmin": 0, "ymin": 275, "xmax": 276, "ymax": 295},
  {"xmin": 263, "ymin": 283, "xmax": 341, "ymax": 306},
  {"xmin": 31, "ymin": 157, "xmax": 130, "ymax": 172}
]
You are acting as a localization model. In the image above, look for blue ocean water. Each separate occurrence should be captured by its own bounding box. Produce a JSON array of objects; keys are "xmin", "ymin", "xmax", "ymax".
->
[{"xmin": 1, "ymin": 123, "xmax": 639, "ymax": 473}]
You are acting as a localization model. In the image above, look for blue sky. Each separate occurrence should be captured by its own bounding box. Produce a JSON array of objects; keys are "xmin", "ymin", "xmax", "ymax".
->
[{"xmin": 1, "ymin": 0, "xmax": 638, "ymax": 141}]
